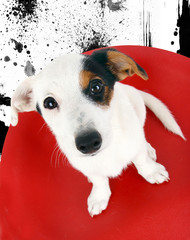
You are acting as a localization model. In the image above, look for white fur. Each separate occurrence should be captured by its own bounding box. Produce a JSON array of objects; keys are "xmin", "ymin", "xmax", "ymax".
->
[{"xmin": 11, "ymin": 53, "xmax": 185, "ymax": 217}]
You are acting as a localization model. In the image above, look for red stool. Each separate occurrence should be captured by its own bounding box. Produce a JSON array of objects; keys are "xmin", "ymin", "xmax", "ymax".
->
[{"xmin": 0, "ymin": 46, "xmax": 190, "ymax": 240}]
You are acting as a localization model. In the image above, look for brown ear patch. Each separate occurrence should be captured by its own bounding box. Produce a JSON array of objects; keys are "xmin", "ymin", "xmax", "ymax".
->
[
  {"xmin": 107, "ymin": 51, "xmax": 148, "ymax": 81},
  {"xmin": 80, "ymin": 70, "xmax": 114, "ymax": 106}
]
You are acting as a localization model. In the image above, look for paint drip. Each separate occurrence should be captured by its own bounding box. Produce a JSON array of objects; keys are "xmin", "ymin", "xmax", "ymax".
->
[
  {"xmin": 177, "ymin": 0, "xmax": 190, "ymax": 57},
  {"xmin": 0, "ymin": 121, "xmax": 8, "ymax": 156}
]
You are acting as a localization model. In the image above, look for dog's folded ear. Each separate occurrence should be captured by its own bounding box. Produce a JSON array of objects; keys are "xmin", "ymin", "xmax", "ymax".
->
[
  {"xmin": 106, "ymin": 49, "xmax": 148, "ymax": 81},
  {"xmin": 11, "ymin": 76, "xmax": 36, "ymax": 126}
]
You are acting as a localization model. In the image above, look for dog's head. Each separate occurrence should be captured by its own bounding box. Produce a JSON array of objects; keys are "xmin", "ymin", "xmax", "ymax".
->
[{"xmin": 11, "ymin": 48, "xmax": 148, "ymax": 158}]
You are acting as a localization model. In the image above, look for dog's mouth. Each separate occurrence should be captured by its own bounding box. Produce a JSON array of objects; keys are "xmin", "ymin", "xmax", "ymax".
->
[{"xmin": 79, "ymin": 148, "xmax": 103, "ymax": 158}]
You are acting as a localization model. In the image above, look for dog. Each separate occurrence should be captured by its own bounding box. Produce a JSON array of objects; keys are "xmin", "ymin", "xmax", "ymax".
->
[{"xmin": 11, "ymin": 48, "xmax": 185, "ymax": 217}]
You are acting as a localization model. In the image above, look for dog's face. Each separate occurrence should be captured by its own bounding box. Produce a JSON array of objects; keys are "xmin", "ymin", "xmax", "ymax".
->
[{"xmin": 11, "ymin": 48, "xmax": 148, "ymax": 158}]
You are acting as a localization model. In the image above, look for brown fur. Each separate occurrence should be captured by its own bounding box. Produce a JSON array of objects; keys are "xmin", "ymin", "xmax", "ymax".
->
[{"xmin": 107, "ymin": 51, "xmax": 148, "ymax": 80}]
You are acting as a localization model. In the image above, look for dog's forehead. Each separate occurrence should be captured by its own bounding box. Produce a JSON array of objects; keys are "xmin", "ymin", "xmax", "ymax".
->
[
  {"xmin": 35, "ymin": 53, "xmax": 84, "ymax": 97},
  {"xmin": 39, "ymin": 53, "xmax": 83, "ymax": 83}
]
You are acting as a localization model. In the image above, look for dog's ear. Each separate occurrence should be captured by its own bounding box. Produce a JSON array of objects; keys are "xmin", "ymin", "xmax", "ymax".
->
[
  {"xmin": 106, "ymin": 49, "xmax": 148, "ymax": 81},
  {"xmin": 11, "ymin": 76, "xmax": 36, "ymax": 126}
]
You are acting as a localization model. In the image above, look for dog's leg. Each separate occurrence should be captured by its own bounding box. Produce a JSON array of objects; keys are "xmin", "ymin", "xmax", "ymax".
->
[
  {"xmin": 87, "ymin": 175, "xmax": 111, "ymax": 217},
  {"xmin": 147, "ymin": 142, "xmax": 157, "ymax": 162},
  {"xmin": 133, "ymin": 144, "xmax": 169, "ymax": 184}
]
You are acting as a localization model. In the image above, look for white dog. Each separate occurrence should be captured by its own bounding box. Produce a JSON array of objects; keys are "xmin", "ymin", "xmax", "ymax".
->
[{"xmin": 11, "ymin": 48, "xmax": 185, "ymax": 217}]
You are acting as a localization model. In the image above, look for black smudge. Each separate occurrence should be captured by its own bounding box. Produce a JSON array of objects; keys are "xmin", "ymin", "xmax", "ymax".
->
[
  {"xmin": 177, "ymin": 0, "xmax": 190, "ymax": 57},
  {"xmin": 0, "ymin": 94, "xmax": 11, "ymax": 106},
  {"xmin": 107, "ymin": 0, "xmax": 126, "ymax": 12},
  {"xmin": 11, "ymin": 38, "xmax": 23, "ymax": 53},
  {"xmin": 24, "ymin": 60, "xmax": 36, "ymax": 76},
  {"xmin": 0, "ymin": 121, "xmax": 9, "ymax": 155}
]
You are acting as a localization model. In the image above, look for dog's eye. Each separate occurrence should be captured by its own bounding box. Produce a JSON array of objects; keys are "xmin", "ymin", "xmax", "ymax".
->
[
  {"xmin": 90, "ymin": 79, "xmax": 104, "ymax": 96},
  {"xmin": 43, "ymin": 97, "xmax": 58, "ymax": 110}
]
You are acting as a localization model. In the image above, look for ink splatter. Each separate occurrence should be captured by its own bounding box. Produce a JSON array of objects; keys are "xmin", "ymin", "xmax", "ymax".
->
[
  {"xmin": 177, "ymin": 0, "xmax": 190, "ymax": 57},
  {"xmin": 4, "ymin": 56, "xmax": 10, "ymax": 62},
  {"xmin": 11, "ymin": 39, "xmax": 23, "ymax": 53},
  {"xmin": 76, "ymin": 29, "xmax": 112, "ymax": 52},
  {"xmin": 11, "ymin": 0, "xmax": 38, "ymax": 19},
  {"xmin": 24, "ymin": 61, "xmax": 36, "ymax": 76},
  {"xmin": 0, "ymin": 94, "xmax": 11, "ymax": 106},
  {"xmin": 108, "ymin": 0, "xmax": 126, "ymax": 12},
  {"xmin": 99, "ymin": 0, "xmax": 106, "ymax": 10}
]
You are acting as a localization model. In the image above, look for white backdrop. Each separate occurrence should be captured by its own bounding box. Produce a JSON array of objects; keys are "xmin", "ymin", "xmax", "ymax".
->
[{"xmin": 0, "ymin": 0, "xmax": 187, "ymax": 127}]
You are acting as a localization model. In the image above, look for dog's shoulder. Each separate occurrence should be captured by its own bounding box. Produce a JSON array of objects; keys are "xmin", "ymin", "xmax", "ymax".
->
[{"xmin": 113, "ymin": 83, "xmax": 146, "ymax": 125}]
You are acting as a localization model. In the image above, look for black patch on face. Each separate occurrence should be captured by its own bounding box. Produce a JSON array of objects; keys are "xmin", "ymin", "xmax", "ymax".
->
[
  {"xmin": 36, "ymin": 103, "xmax": 42, "ymax": 116},
  {"xmin": 82, "ymin": 48, "xmax": 118, "ymax": 104},
  {"xmin": 83, "ymin": 79, "xmax": 105, "ymax": 103}
]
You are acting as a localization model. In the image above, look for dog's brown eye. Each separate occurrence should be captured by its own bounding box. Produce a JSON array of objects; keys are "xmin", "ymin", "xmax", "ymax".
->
[
  {"xmin": 43, "ymin": 97, "xmax": 58, "ymax": 110},
  {"xmin": 90, "ymin": 79, "xmax": 104, "ymax": 95}
]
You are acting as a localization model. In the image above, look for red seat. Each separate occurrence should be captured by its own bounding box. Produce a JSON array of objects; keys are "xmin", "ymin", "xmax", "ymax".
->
[{"xmin": 0, "ymin": 46, "xmax": 190, "ymax": 240}]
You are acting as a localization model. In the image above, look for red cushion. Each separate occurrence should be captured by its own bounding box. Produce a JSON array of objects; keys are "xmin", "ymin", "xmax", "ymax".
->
[{"xmin": 1, "ymin": 46, "xmax": 190, "ymax": 240}]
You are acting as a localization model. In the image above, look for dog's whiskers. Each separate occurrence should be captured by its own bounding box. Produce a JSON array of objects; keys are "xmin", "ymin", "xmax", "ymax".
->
[
  {"xmin": 37, "ymin": 123, "xmax": 47, "ymax": 134},
  {"xmin": 50, "ymin": 144, "xmax": 59, "ymax": 168},
  {"xmin": 51, "ymin": 144, "xmax": 67, "ymax": 168}
]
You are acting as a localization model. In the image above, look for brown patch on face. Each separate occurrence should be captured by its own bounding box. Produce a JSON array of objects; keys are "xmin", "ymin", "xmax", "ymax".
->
[
  {"xmin": 80, "ymin": 70, "xmax": 96, "ymax": 89},
  {"xmin": 107, "ymin": 51, "xmax": 148, "ymax": 81},
  {"xmin": 80, "ymin": 70, "xmax": 114, "ymax": 107},
  {"xmin": 103, "ymin": 86, "xmax": 114, "ymax": 106}
]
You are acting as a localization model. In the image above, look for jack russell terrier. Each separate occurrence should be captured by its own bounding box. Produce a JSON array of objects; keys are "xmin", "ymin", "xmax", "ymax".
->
[{"xmin": 11, "ymin": 48, "xmax": 185, "ymax": 217}]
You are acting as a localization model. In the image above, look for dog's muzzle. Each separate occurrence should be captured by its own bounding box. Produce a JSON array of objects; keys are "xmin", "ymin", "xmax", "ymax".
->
[{"xmin": 75, "ymin": 130, "xmax": 102, "ymax": 154}]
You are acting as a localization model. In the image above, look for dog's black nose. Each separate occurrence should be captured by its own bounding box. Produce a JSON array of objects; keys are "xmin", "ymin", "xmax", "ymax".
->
[{"xmin": 75, "ymin": 131, "xmax": 102, "ymax": 154}]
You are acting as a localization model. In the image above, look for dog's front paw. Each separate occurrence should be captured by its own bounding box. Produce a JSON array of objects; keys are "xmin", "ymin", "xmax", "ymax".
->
[
  {"xmin": 87, "ymin": 188, "xmax": 111, "ymax": 217},
  {"xmin": 88, "ymin": 198, "xmax": 108, "ymax": 217},
  {"xmin": 138, "ymin": 162, "xmax": 170, "ymax": 184}
]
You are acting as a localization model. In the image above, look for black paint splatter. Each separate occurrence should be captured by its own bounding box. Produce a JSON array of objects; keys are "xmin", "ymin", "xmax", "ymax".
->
[
  {"xmin": 24, "ymin": 61, "xmax": 35, "ymax": 76},
  {"xmin": 0, "ymin": 94, "xmax": 11, "ymax": 106},
  {"xmin": 12, "ymin": 0, "xmax": 38, "ymax": 19},
  {"xmin": 0, "ymin": 121, "xmax": 9, "ymax": 155},
  {"xmin": 4, "ymin": 56, "xmax": 10, "ymax": 62},
  {"xmin": 0, "ymin": 94, "xmax": 11, "ymax": 155},
  {"xmin": 107, "ymin": 0, "xmax": 126, "ymax": 12},
  {"xmin": 99, "ymin": 0, "xmax": 106, "ymax": 9},
  {"xmin": 11, "ymin": 38, "xmax": 23, "ymax": 53},
  {"xmin": 76, "ymin": 29, "xmax": 112, "ymax": 52},
  {"xmin": 177, "ymin": 0, "xmax": 190, "ymax": 57}
]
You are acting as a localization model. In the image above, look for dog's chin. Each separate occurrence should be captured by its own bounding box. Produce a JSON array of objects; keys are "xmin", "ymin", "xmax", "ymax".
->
[{"xmin": 79, "ymin": 149, "xmax": 103, "ymax": 158}]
